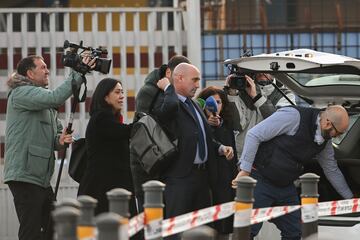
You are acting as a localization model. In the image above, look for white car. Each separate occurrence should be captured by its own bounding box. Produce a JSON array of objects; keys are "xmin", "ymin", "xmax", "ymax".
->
[{"xmin": 224, "ymin": 49, "xmax": 360, "ymax": 240}]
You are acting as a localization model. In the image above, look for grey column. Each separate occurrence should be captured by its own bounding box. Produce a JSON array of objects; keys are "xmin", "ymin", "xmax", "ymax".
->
[
  {"xmin": 77, "ymin": 195, "xmax": 98, "ymax": 239},
  {"xmin": 232, "ymin": 176, "xmax": 257, "ymax": 240},
  {"xmin": 53, "ymin": 206, "xmax": 80, "ymax": 240},
  {"xmin": 55, "ymin": 197, "xmax": 81, "ymax": 210},
  {"xmin": 300, "ymin": 173, "xmax": 320, "ymax": 240},
  {"xmin": 96, "ymin": 212, "xmax": 123, "ymax": 240},
  {"xmin": 143, "ymin": 180, "xmax": 165, "ymax": 240},
  {"xmin": 78, "ymin": 195, "xmax": 98, "ymax": 226},
  {"xmin": 107, "ymin": 188, "xmax": 132, "ymax": 218}
]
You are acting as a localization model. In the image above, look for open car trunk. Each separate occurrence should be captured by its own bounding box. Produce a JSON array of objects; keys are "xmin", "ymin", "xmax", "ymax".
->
[{"xmin": 225, "ymin": 49, "xmax": 360, "ymax": 240}]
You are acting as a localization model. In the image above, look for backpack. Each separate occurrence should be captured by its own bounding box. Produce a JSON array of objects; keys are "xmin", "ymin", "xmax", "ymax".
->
[
  {"xmin": 130, "ymin": 114, "xmax": 178, "ymax": 176},
  {"xmin": 68, "ymin": 138, "xmax": 87, "ymax": 183}
]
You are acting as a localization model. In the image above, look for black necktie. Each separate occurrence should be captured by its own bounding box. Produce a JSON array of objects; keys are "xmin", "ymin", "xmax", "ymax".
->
[{"xmin": 185, "ymin": 98, "xmax": 206, "ymax": 160}]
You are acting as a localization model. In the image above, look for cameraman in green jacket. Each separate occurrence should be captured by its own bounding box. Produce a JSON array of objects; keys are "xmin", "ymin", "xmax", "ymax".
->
[{"xmin": 4, "ymin": 55, "xmax": 91, "ymax": 240}]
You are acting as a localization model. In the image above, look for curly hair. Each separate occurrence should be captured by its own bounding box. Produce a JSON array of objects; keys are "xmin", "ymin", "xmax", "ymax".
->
[
  {"xmin": 16, "ymin": 55, "xmax": 44, "ymax": 77},
  {"xmin": 196, "ymin": 86, "xmax": 234, "ymax": 128}
]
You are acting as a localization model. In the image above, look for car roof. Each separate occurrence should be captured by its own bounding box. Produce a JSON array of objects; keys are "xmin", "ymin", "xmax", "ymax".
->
[{"xmin": 224, "ymin": 49, "xmax": 360, "ymax": 74}]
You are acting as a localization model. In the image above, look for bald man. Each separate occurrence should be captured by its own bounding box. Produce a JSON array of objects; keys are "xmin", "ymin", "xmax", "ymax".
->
[
  {"xmin": 154, "ymin": 63, "xmax": 233, "ymax": 240},
  {"xmin": 232, "ymin": 105, "xmax": 353, "ymax": 239}
]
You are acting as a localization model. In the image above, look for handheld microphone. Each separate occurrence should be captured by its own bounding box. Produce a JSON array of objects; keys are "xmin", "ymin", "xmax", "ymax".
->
[
  {"xmin": 196, "ymin": 98, "xmax": 206, "ymax": 110},
  {"xmin": 205, "ymin": 96, "xmax": 218, "ymax": 116}
]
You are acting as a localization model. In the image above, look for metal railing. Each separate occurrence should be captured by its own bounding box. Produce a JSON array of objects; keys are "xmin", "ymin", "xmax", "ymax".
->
[
  {"xmin": 0, "ymin": 2, "xmax": 202, "ymax": 157},
  {"xmin": 0, "ymin": 3, "xmax": 202, "ymax": 239}
]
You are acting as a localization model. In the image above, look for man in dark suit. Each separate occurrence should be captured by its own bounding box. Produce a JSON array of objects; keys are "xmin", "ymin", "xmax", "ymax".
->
[
  {"xmin": 155, "ymin": 63, "xmax": 233, "ymax": 240},
  {"xmin": 130, "ymin": 56, "xmax": 191, "ymax": 214}
]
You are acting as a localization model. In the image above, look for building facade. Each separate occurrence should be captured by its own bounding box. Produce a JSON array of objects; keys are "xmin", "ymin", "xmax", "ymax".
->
[{"xmin": 201, "ymin": 0, "xmax": 360, "ymax": 80}]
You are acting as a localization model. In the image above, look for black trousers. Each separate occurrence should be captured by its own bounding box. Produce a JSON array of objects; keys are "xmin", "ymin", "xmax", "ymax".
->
[
  {"xmin": 163, "ymin": 167, "xmax": 212, "ymax": 240},
  {"xmin": 8, "ymin": 181, "xmax": 54, "ymax": 240}
]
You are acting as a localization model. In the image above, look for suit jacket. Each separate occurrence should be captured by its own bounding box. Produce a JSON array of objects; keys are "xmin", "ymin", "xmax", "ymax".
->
[
  {"xmin": 130, "ymin": 85, "xmax": 178, "ymax": 197},
  {"xmin": 153, "ymin": 88, "xmax": 219, "ymax": 184}
]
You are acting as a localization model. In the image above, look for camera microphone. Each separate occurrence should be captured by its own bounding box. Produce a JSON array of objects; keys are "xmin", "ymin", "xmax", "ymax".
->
[
  {"xmin": 97, "ymin": 46, "xmax": 108, "ymax": 54},
  {"xmin": 63, "ymin": 40, "xmax": 81, "ymax": 49},
  {"xmin": 205, "ymin": 96, "xmax": 218, "ymax": 116}
]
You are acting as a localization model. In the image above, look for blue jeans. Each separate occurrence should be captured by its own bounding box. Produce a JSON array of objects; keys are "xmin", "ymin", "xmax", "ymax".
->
[{"xmin": 250, "ymin": 170, "xmax": 301, "ymax": 240}]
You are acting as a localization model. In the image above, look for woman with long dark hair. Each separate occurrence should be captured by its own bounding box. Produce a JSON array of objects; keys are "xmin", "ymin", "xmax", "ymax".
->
[
  {"xmin": 78, "ymin": 78, "xmax": 137, "ymax": 216},
  {"xmin": 197, "ymin": 86, "xmax": 238, "ymax": 239}
]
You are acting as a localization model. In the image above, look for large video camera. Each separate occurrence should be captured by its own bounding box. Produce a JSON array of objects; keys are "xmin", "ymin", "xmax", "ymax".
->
[
  {"xmin": 226, "ymin": 64, "xmax": 256, "ymax": 91},
  {"xmin": 225, "ymin": 50, "xmax": 256, "ymax": 91},
  {"xmin": 62, "ymin": 40, "xmax": 112, "ymax": 75}
]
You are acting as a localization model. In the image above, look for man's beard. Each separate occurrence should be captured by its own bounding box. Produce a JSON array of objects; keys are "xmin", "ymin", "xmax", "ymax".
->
[{"xmin": 321, "ymin": 128, "xmax": 332, "ymax": 140}]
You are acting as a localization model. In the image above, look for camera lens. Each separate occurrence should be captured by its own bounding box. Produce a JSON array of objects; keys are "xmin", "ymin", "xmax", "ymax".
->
[
  {"xmin": 229, "ymin": 74, "xmax": 247, "ymax": 91},
  {"xmin": 94, "ymin": 58, "xmax": 112, "ymax": 74}
]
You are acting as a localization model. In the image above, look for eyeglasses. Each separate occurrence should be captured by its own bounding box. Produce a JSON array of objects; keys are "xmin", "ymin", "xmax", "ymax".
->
[{"xmin": 328, "ymin": 119, "xmax": 345, "ymax": 135}]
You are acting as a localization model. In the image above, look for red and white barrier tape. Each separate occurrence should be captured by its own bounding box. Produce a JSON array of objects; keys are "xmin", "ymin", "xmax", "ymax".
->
[
  {"xmin": 127, "ymin": 198, "xmax": 360, "ymax": 237},
  {"xmin": 251, "ymin": 205, "xmax": 301, "ymax": 225},
  {"xmin": 318, "ymin": 198, "xmax": 360, "ymax": 217},
  {"xmin": 162, "ymin": 201, "xmax": 235, "ymax": 237},
  {"xmin": 302, "ymin": 204, "xmax": 318, "ymax": 223},
  {"xmin": 128, "ymin": 212, "xmax": 144, "ymax": 237}
]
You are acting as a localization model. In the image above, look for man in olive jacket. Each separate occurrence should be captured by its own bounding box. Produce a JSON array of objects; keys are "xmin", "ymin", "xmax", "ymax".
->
[{"xmin": 4, "ymin": 55, "xmax": 87, "ymax": 240}]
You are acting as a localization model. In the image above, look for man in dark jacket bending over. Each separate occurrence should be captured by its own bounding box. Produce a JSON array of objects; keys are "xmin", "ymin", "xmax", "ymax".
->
[{"xmin": 232, "ymin": 105, "xmax": 353, "ymax": 240}]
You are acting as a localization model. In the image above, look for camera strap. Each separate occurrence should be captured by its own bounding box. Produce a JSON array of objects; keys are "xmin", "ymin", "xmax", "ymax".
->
[{"xmin": 72, "ymin": 75, "xmax": 87, "ymax": 103}]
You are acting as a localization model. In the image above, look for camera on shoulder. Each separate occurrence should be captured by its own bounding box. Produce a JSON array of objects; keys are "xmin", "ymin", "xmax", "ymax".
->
[
  {"xmin": 226, "ymin": 64, "xmax": 256, "ymax": 91},
  {"xmin": 225, "ymin": 49, "xmax": 257, "ymax": 91},
  {"xmin": 62, "ymin": 40, "xmax": 112, "ymax": 75}
]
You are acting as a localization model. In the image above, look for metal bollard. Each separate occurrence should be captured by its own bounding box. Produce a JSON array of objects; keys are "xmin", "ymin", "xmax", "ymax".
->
[
  {"xmin": 143, "ymin": 180, "xmax": 165, "ymax": 240},
  {"xmin": 107, "ymin": 188, "xmax": 132, "ymax": 217},
  {"xmin": 77, "ymin": 195, "xmax": 98, "ymax": 240},
  {"xmin": 55, "ymin": 197, "xmax": 81, "ymax": 210},
  {"xmin": 232, "ymin": 176, "xmax": 257, "ymax": 240},
  {"xmin": 96, "ymin": 212, "xmax": 124, "ymax": 240},
  {"xmin": 300, "ymin": 173, "xmax": 320, "ymax": 240},
  {"xmin": 107, "ymin": 188, "xmax": 132, "ymax": 239},
  {"xmin": 53, "ymin": 206, "xmax": 80, "ymax": 240},
  {"xmin": 182, "ymin": 225, "xmax": 215, "ymax": 240}
]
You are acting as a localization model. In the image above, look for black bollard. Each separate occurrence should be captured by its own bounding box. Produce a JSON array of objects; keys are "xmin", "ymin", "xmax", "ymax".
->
[
  {"xmin": 232, "ymin": 176, "xmax": 257, "ymax": 240},
  {"xmin": 300, "ymin": 173, "xmax": 320, "ymax": 240}
]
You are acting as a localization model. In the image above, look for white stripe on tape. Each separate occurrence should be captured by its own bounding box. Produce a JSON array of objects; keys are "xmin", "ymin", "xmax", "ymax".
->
[
  {"xmin": 234, "ymin": 208, "xmax": 252, "ymax": 228},
  {"xmin": 144, "ymin": 218, "xmax": 162, "ymax": 239},
  {"xmin": 302, "ymin": 204, "xmax": 318, "ymax": 223},
  {"xmin": 128, "ymin": 212, "xmax": 144, "ymax": 237},
  {"xmin": 81, "ymin": 237, "xmax": 96, "ymax": 240}
]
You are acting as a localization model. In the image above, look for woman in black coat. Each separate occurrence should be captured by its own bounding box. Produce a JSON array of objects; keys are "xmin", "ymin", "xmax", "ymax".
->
[
  {"xmin": 78, "ymin": 78, "xmax": 137, "ymax": 216},
  {"xmin": 197, "ymin": 86, "xmax": 238, "ymax": 238}
]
